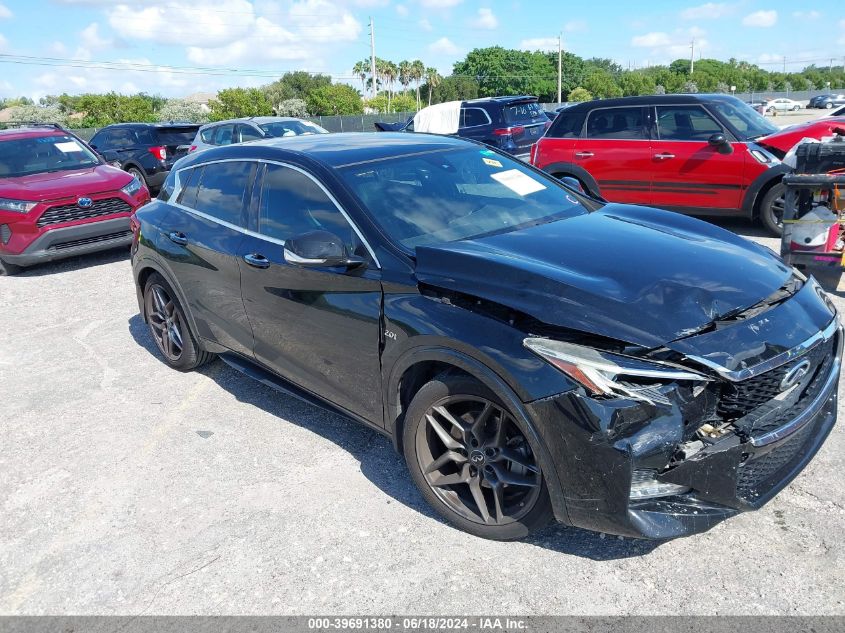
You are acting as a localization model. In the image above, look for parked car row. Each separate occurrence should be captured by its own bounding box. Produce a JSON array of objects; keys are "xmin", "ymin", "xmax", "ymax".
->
[{"xmin": 809, "ymin": 94, "xmax": 845, "ymax": 109}]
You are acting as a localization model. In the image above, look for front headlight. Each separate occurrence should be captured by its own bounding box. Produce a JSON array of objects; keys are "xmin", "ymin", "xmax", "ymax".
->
[
  {"xmin": 0, "ymin": 198, "xmax": 37, "ymax": 214},
  {"xmin": 523, "ymin": 337, "xmax": 711, "ymax": 402},
  {"xmin": 121, "ymin": 175, "xmax": 143, "ymax": 197}
]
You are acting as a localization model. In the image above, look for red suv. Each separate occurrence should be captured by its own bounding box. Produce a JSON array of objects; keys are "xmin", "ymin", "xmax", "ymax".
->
[
  {"xmin": 0, "ymin": 125, "xmax": 151, "ymax": 275},
  {"xmin": 531, "ymin": 94, "xmax": 845, "ymax": 235}
]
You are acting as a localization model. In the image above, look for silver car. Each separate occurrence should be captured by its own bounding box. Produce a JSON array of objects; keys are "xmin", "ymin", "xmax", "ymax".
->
[{"xmin": 188, "ymin": 116, "xmax": 329, "ymax": 153}]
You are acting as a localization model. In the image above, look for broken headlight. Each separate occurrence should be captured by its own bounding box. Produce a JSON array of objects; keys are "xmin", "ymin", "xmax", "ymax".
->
[{"xmin": 523, "ymin": 338, "xmax": 711, "ymax": 402}]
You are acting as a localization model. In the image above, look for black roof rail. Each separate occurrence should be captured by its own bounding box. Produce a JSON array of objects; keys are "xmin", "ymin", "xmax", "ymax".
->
[{"xmin": 0, "ymin": 121, "xmax": 67, "ymax": 131}]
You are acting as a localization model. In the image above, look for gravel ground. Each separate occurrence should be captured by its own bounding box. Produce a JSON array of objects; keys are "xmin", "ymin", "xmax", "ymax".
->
[{"xmin": 0, "ymin": 219, "xmax": 843, "ymax": 616}]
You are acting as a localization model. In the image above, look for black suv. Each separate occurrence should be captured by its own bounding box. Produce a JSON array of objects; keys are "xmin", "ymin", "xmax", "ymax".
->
[
  {"xmin": 376, "ymin": 96, "xmax": 550, "ymax": 159},
  {"xmin": 89, "ymin": 123, "xmax": 200, "ymax": 192},
  {"xmin": 809, "ymin": 94, "xmax": 845, "ymax": 109},
  {"xmin": 130, "ymin": 133, "xmax": 840, "ymax": 541}
]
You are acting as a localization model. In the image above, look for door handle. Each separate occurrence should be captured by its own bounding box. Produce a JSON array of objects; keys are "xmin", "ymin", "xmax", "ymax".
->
[
  {"xmin": 654, "ymin": 153, "xmax": 675, "ymax": 160},
  {"xmin": 168, "ymin": 231, "xmax": 188, "ymax": 245},
  {"xmin": 243, "ymin": 253, "xmax": 270, "ymax": 269},
  {"xmin": 575, "ymin": 151, "xmax": 594, "ymax": 158}
]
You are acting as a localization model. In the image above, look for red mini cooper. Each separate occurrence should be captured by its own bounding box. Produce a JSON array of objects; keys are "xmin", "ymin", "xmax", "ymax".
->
[
  {"xmin": 531, "ymin": 94, "xmax": 845, "ymax": 235},
  {"xmin": 0, "ymin": 125, "xmax": 151, "ymax": 275}
]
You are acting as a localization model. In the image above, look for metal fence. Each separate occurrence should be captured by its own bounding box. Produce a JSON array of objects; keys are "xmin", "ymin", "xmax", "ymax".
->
[{"xmin": 306, "ymin": 112, "xmax": 413, "ymax": 133}]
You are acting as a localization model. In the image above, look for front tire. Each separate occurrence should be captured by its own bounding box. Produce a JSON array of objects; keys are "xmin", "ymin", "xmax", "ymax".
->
[
  {"xmin": 792, "ymin": 105, "xmax": 801, "ymax": 111},
  {"xmin": 0, "ymin": 259, "xmax": 22, "ymax": 276},
  {"xmin": 759, "ymin": 182, "xmax": 786, "ymax": 237},
  {"xmin": 127, "ymin": 167, "xmax": 148, "ymax": 190},
  {"xmin": 143, "ymin": 273, "xmax": 214, "ymax": 371},
  {"xmin": 825, "ymin": 102, "xmax": 833, "ymax": 109},
  {"xmin": 402, "ymin": 374, "xmax": 553, "ymax": 540}
]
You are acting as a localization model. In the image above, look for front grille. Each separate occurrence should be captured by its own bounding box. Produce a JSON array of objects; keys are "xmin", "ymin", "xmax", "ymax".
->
[
  {"xmin": 718, "ymin": 336, "xmax": 834, "ymax": 419},
  {"xmin": 736, "ymin": 418, "xmax": 817, "ymax": 501},
  {"xmin": 48, "ymin": 230, "xmax": 132, "ymax": 251},
  {"xmin": 37, "ymin": 197, "xmax": 132, "ymax": 228}
]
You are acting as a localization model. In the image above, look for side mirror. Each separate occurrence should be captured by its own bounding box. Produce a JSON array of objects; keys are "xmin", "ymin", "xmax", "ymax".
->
[
  {"xmin": 283, "ymin": 230, "xmax": 365, "ymax": 269},
  {"xmin": 708, "ymin": 133, "xmax": 733, "ymax": 154},
  {"xmin": 558, "ymin": 176, "xmax": 585, "ymax": 194}
]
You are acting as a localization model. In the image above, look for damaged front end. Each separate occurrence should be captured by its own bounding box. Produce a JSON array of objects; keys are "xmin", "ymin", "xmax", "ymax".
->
[{"xmin": 523, "ymin": 277, "xmax": 842, "ymax": 539}]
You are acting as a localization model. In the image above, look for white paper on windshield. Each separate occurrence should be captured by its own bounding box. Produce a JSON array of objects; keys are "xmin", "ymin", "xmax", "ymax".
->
[
  {"xmin": 54, "ymin": 142, "xmax": 81, "ymax": 153},
  {"xmin": 490, "ymin": 169, "xmax": 546, "ymax": 196}
]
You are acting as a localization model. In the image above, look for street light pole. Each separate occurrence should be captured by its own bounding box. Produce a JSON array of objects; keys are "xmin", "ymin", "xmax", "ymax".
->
[{"xmin": 557, "ymin": 34, "xmax": 562, "ymax": 104}]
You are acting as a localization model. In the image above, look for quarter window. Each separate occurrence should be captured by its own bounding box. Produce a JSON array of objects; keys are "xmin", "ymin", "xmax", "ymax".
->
[
  {"xmin": 176, "ymin": 167, "xmax": 201, "ymax": 208},
  {"xmin": 192, "ymin": 161, "xmax": 254, "ymax": 226},
  {"xmin": 461, "ymin": 108, "xmax": 489, "ymax": 128},
  {"xmin": 238, "ymin": 124, "xmax": 263, "ymax": 142},
  {"xmin": 259, "ymin": 164, "xmax": 363, "ymax": 256},
  {"xmin": 655, "ymin": 105, "xmax": 723, "ymax": 141},
  {"xmin": 213, "ymin": 125, "xmax": 235, "ymax": 146},
  {"xmin": 586, "ymin": 107, "xmax": 647, "ymax": 140},
  {"xmin": 200, "ymin": 127, "xmax": 215, "ymax": 143}
]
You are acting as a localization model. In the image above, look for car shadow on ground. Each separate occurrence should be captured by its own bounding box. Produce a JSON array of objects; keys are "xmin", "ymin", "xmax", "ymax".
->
[
  {"xmin": 127, "ymin": 313, "xmax": 663, "ymax": 561},
  {"xmin": 6, "ymin": 247, "xmax": 129, "ymax": 278}
]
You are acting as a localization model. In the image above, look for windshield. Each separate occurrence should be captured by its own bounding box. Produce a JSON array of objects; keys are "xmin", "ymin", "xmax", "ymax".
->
[
  {"xmin": 504, "ymin": 101, "xmax": 547, "ymax": 124},
  {"xmin": 0, "ymin": 135, "xmax": 100, "ymax": 178},
  {"xmin": 338, "ymin": 147, "xmax": 587, "ymax": 249},
  {"xmin": 709, "ymin": 100, "xmax": 778, "ymax": 139},
  {"xmin": 259, "ymin": 120, "xmax": 329, "ymax": 137}
]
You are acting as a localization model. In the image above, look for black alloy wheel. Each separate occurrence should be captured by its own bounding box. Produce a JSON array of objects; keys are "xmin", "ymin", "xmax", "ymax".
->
[
  {"xmin": 760, "ymin": 182, "xmax": 786, "ymax": 237},
  {"xmin": 403, "ymin": 375, "xmax": 552, "ymax": 540},
  {"xmin": 143, "ymin": 273, "xmax": 214, "ymax": 370}
]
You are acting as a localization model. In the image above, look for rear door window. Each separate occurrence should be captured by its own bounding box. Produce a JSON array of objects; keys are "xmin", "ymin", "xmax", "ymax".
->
[
  {"xmin": 237, "ymin": 124, "xmax": 263, "ymax": 142},
  {"xmin": 213, "ymin": 125, "xmax": 235, "ymax": 146},
  {"xmin": 547, "ymin": 111, "xmax": 585, "ymax": 138},
  {"xmin": 586, "ymin": 107, "xmax": 647, "ymax": 140},
  {"xmin": 193, "ymin": 161, "xmax": 255, "ymax": 227},
  {"xmin": 655, "ymin": 105, "xmax": 723, "ymax": 141}
]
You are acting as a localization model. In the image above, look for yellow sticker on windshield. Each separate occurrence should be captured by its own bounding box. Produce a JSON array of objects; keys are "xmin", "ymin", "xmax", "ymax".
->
[{"xmin": 483, "ymin": 157, "xmax": 503, "ymax": 168}]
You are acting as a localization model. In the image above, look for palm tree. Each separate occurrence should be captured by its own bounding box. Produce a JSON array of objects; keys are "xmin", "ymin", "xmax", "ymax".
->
[
  {"xmin": 384, "ymin": 61, "xmax": 399, "ymax": 111},
  {"xmin": 425, "ymin": 67, "xmax": 442, "ymax": 106},
  {"xmin": 410, "ymin": 59, "xmax": 425, "ymax": 109},
  {"xmin": 352, "ymin": 59, "xmax": 369, "ymax": 95},
  {"xmin": 399, "ymin": 60, "xmax": 412, "ymax": 95}
]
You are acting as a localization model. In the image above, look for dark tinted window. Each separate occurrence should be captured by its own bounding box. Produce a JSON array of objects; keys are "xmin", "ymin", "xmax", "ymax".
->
[
  {"xmin": 155, "ymin": 127, "xmax": 199, "ymax": 146},
  {"xmin": 176, "ymin": 167, "xmax": 201, "ymax": 208},
  {"xmin": 237, "ymin": 124, "xmax": 263, "ymax": 142},
  {"xmin": 259, "ymin": 164, "xmax": 362, "ymax": 254},
  {"xmin": 656, "ymin": 105, "xmax": 722, "ymax": 141},
  {"xmin": 586, "ymin": 107, "xmax": 646, "ymax": 140},
  {"xmin": 547, "ymin": 111, "xmax": 585, "ymax": 138},
  {"xmin": 200, "ymin": 127, "xmax": 215, "ymax": 143},
  {"xmin": 259, "ymin": 120, "xmax": 329, "ymax": 137},
  {"xmin": 193, "ymin": 161, "xmax": 254, "ymax": 226},
  {"xmin": 504, "ymin": 101, "xmax": 546, "ymax": 124},
  {"xmin": 214, "ymin": 125, "xmax": 235, "ymax": 146},
  {"xmin": 108, "ymin": 128, "xmax": 138, "ymax": 148},
  {"xmin": 461, "ymin": 108, "xmax": 489, "ymax": 127}
]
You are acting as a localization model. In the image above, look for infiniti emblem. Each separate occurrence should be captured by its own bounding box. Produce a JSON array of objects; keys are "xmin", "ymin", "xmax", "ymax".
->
[
  {"xmin": 77, "ymin": 197, "xmax": 93, "ymax": 209},
  {"xmin": 470, "ymin": 450, "xmax": 485, "ymax": 464},
  {"xmin": 780, "ymin": 360, "xmax": 812, "ymax": 391}
]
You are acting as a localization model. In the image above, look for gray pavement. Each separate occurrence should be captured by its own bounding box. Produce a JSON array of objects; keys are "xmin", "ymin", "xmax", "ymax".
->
[{"xmin": 0, "ymin": 220, "xmax": 843, "ymax": 615}]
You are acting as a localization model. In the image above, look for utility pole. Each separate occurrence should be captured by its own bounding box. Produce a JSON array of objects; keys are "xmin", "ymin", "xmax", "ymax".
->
[
  {"xmin": 369, "ymin": 17, "xmax": 377, "ymax": 99},
  {"xmin": 690, "ymin": 38, "xmax": 695, "ymax": 74},
  {"xmin": 557, "ymin": 34, "xmax": 562, "ymax": 104},
  {"xmin": 783, "ymin": 56, "xmax": 786, "ymax": 73}
]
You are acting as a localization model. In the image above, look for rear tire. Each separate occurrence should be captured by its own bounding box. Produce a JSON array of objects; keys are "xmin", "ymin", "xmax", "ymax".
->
[
  {"xmin": 825, "ymin": 102, "xmax": 833, "ymax": 110},
  {"xmin": 759, "ymin": 182, "xmax": 786, "ymax": 237},
  {"xmin": 402, "ymin": 373, "xmax": 553, "ymax": 541},
  {"xmin": 792, "ymin": 105, "xmax": 801, "ymax": 111},
  {"xmin": 143, "ymin": 273, "xmax": 214, "ymax": 371},
  {"xmin": 0, "ymin": 259, "xmax": 23, "ymax": 276}
]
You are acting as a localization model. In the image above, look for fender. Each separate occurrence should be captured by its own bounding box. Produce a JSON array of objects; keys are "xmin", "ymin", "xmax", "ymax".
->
[
  {"xmin": 132, "ymin": 253, "xmax": 226, "ymax": 353},
  {"xmin": 741, "ymin": 163, "xmax": 790, "ymax": 219},
  {"xmin": 385, "ymin": 344, "xmax": 571, "ymax": 525},
  {"xmin": 538, "ymin": 161, "xmax": 602, "ymax": 198}
]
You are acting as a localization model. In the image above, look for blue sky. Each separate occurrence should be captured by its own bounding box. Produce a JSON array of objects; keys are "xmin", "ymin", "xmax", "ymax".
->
[{"xmin": 0, "ymin": 0, "xmax": 842, "ymax": 99}]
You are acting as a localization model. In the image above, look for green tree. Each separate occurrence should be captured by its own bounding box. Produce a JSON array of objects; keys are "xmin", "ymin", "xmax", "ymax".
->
[
  {"xmin": 8, "ymin": 104, "xmax": 67, "ymax": 125},
  {"xmin": 155, "ymin": 99, "xmax": 208, "ymax": 123},
  {"xmin": 306, "ymin": 84, "xmax": 363, "ymax": 115},
  {"xmin": 209, "ymin": 88, "xmax": 273, "ymax": 121},
  {"xmin": 275, "ymin": 98, "xmax": 309, "ymax": 117},
  {"xmin": 423, "ymin": 75, "xmax": 480, "ymax": 104},
  {"xmin": 618, "ymin": 71, "xmax": 656, "ymax": 96},
  {"xmin": 262, "ymin": 72, "xmax": 331, "ymax": 114},
  {"xmin": 583, "ymin": 69, "xmax": 622, "ymax": 98},
  {"xmin": 454, "ymin": 47, "xmax": 556, "ymax": 101},
  {"xmin": 567, "ymin": 87, "xmax": 592, "ymax": 102}
]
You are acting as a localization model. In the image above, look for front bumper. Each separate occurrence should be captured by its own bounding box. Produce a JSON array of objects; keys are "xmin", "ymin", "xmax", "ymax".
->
[
  {"xmin": 526, "ymin": 325, "xmax": 841, "ymax": 540},
  {"xmin": 1, "ymin": 217, "xmax": 133, "ymax": 266}
]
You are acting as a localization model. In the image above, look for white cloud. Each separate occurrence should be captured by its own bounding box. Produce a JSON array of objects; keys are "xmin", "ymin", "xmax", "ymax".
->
[
  {"xmin": 418, "ymin": 18, "xmax": 433, "ymax": 31},
  {"xmin": 631, "ymin": 32, "xmax": 672, "ymax": 47},
  {"xmin": 352, "ymin": 0, "xmax": 389, "ymax": 6},
  {"xmin": 419, "ymin": 0, "xmax": 462, "ymax": 7},
  {"xmin": 792, "ymin": 10, "xmax": 820, "ymax": 20},
  {"xmin": 428, "ymin": 36, "xmax": 460, "ymax": 55},
  {"xmin": 680, "ymin": 3, "xmax": 733, "ymax": 20},
  {"xmin": 519, "ymin": 37, "xmax": 558, "ymax": 52},
  {"xmin": 564, "ymin": 19, "xmax": 587, "ymax": 33},
  {"xmin": 470, "ymin": 8, "xmax": 498, "ymax": 29},
  {"xmin": 0, "ymin": 3, "xmax": 12, "ymax": 19},
  {"xmin": 395, "ymin": 4, "xmax": 408, "ymax": 16},
  {"xmin": 742, "ymin": 10, "xmax": 778, "ymax": 28},
  {"xmin": 186, "ymin": 17, "xmax": 308, "ymax": 65}
]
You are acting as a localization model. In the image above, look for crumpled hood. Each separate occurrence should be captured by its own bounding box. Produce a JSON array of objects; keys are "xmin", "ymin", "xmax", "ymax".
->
[
  {"xmin": 415, "ymin": 204, "xmax": 792, "ymax": 348},
  {"xmin": 0, "ymin": 165, "xmax": 132, "ymax": 202},
  {"xmin": 758, "ymin": 117, "xmax": 845, "ymax": 153}
]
